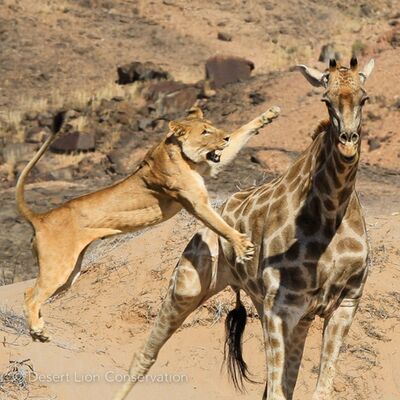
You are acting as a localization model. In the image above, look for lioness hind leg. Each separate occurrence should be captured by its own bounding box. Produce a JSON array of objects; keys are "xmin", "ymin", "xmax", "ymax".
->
[{"xmin": 24, "ymin": 247, "xmax": 85, "ymax": 342}]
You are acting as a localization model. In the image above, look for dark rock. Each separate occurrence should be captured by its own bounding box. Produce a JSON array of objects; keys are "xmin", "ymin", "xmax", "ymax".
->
[
  {"xmin": 366, "ymin": 111, "xmax": 381, "ymax": 121},
  {"xmin": 117, "ymin": 61, "xmax": 171, "ymax": 85},
  {"xmin": 65, "ymin": 109, "xmax": 80, "ymax": 119},
  {"xmin": 360, "ymin": 3, "xmax": 373, "ymax": 17},
  {"xmin": 144, "ymin": 80, "xmax": 188, "ymax": 101},
  {"xmin": 390, "ymin": 31, "xmax": 400, "ymax": 48},
  {"xmin": 221, "ymin": 105, "xmax": 237, "ymax": 116},
  {"xmin": 249, "ymin": 91, "xmax": 266, "ymax": 105},
  {"xmin": 24, "ymin": 111, "xmax": 38, "ymax": 121},
  {"xmin": 49, "ymin": 167, "xmax": 74, "ymax": 181},
  {"xmin": 217, "ymin": 32, "xmax": 232, "ymax": 41},
  {"xmin": 107, "ymin": 149, "xmax": 131, "ymax": 175},
  {"xmin": 250, "ymin": 155, "xmax": 262, "ymax": 164},
  {"xmin": 111, "ymin": 96, "xmax": 124, "ymax": 102},
  {"xmin": 144, "ymin": 80, "xmax": 199, "ymax": 116},
  {"xmin": 37, "ymin": 72, "xmax": 50, "ymax": 81},
  {"xmin": 138, "ymin": 118, "xmax": 154, "ymax": 131},
  {"xmin": 50, "ymin": 132, "xmax": 96, "ymax": 152},
  {"xmin": 392, "ymin": 98, "xmax": 400, "ymax": 110},
  {"xmin": 26, "ymin": 127, "xmax": 47, "ymax": 144},
  {"xmin": 159, "ymin": 88, "xmax": 198, "ymax": 116},
  {"xmin": 205, "ymin": 56, "xmax": 254, "ymax": 89},
  {"xmin": 37, "ymin": 112, "xmax": 54, "ymax": 128},
  {"xmin": 265, "ymin": 2, "xmax": 274, "ymax": 10},
  {"xmin": 368, "ymin": 137, "xmax": 381, "ymax": 151},
  {"xmin": 318, "ymin": 43, "xmax": 336, "ymax": 63}
]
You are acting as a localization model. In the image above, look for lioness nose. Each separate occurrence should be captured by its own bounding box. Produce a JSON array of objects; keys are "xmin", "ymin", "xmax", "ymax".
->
[{"xmin": 339, "ymin": 131, "xmax": 359, "ymax": 145}]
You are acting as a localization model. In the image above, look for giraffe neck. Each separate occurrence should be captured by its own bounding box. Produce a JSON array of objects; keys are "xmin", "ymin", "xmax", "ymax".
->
[{"xmin": 309, "ymin": 123, "xmax": 360, "ymax": 218}]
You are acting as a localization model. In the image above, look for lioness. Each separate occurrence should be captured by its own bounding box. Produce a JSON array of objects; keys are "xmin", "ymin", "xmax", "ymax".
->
[{"xmin": 16, "ymin": 106, "xmax": 280, "ymax": 342}]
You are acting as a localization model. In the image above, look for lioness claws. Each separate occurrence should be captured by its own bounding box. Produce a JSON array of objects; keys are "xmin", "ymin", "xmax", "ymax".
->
[
  {"xmin": 30, "ymin": 329, "xmax": 51, "ymax": 343},
  {"xmin": 260, "ymin": 106, "xmax": 281, "ymax": 125},
  {"xmin": 233, "ymin": 234, "xmax": 255, "ymax": 263}
]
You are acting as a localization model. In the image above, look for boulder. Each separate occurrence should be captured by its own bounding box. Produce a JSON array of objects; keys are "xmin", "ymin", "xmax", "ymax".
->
[
  {"xmin": 217, "ymin": 32, "xmax": 232, "ymax": 41},
  {"xmin": 205, "ymin": 56, "xmax": 254, "ymax": 89},
  {"xmin": 48, "ymin": 167, "xmax": 74, "ymax": 181},
  {"xmin": 144, "ymin": 80, "xmax": 199, "ymax": 116},
  {"xmin": 318, "ymin": 44, "xmax": 340, "ymax": 63},
  {"xmin": 50, "ymin": 132, "xmax": 95, "ymax": 153},
  {"xmin": 117, "ymin": 61, "xmax": 171, "ymax": 85},
  {"xmin": 368, "ymin": 137, "xmax": 381, "ymax": 152}
]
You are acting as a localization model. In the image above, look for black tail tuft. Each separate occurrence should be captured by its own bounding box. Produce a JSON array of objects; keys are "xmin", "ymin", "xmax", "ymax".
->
[
  {"xmin": 224, "ymin": 291, "xmax": 256, "ymax": 391},
  {"xmin": 52, "ymin": 111, "xmax": 66, "ymax": 134}
]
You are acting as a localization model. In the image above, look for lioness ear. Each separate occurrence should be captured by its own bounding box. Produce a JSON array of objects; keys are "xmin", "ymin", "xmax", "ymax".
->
[
  {"xmin": 168, "ymin": 121, "xmax": 187, "ymax": 137},
  {"xmin": 186, "ymin": 106, "xmax": 204, "ymax": 120}
]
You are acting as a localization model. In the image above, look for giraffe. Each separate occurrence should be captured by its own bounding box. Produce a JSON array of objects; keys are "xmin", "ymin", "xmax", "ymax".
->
[{"xmin": 113, "ymin": 57, "xmax": 375, "ymax": 400}]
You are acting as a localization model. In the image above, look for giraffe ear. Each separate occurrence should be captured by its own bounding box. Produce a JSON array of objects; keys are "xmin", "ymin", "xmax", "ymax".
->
[
  {"xmin": 359, "ymin": 59, "xmax": 375, "ymax": 84},
  {"xmin": 296, "ymin": 65, "xmax": 328, "ymax": 88}
]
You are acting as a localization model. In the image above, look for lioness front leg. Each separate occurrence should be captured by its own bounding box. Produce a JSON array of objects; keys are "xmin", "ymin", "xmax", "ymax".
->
[
  {"xmin": 178, "ymin": 193, "xmax": 254, "ymax": 262},
  {"xmin": 214, "ymin": 106, "xmax": 280, "ymax": 174}
]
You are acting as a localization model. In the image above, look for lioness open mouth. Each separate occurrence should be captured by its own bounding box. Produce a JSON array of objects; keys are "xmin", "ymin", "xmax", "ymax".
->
[{"xmin": 206, "ymin": 150, "xmax": 221, "ymax": 163}]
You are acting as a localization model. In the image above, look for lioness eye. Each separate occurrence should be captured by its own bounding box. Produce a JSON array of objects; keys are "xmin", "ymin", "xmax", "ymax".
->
[
  {"xmin": 202, "ymin": 130, "xmax": 210, "ymax": 135},
  {"xmin": 360, "ymin": 96, "xmax": 369, "ymax": 106}
]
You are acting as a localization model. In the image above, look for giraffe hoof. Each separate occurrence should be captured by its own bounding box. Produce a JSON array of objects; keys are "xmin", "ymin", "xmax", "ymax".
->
[{"xmin": 30, "ymin": 329, "xmax": 51, "ymax": 342}]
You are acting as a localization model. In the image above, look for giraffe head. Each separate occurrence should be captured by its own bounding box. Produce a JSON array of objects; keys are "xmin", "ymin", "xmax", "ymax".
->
[{"xmin": 297, "ymin": 58, "xmax": 374, "ymax": 163}]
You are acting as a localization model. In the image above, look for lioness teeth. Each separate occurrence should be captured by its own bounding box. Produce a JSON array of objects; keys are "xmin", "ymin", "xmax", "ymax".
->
[{"xmin": 206, "ymin": 150, "xmax": 221, "ymax": 163}]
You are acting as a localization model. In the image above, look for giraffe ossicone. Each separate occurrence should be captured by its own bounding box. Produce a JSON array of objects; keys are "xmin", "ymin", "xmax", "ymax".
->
[{"xmin": 113, "ymin": 58, "xmax": 375, "ymax": 400}]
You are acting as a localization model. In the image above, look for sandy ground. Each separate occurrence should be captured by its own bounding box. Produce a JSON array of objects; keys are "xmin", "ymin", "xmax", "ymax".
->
[
  {"xmin": 0, "ymin": 179, "xmax": 399, "ymax": 400},
  {"xmin": 1, "ymin": 1, "xmax": 400, "ymax": 400}
]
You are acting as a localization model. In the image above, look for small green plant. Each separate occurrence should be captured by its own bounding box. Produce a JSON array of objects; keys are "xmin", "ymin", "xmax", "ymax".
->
[{"xmin": 352, "ymin": 40, "xmax": 367, "ymax": 56}]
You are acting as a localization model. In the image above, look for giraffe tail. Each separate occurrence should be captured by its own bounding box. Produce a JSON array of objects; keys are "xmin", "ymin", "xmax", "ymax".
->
[{"xmin": 223, "ymin": 290, "xmax": 256, "ymax": 391}]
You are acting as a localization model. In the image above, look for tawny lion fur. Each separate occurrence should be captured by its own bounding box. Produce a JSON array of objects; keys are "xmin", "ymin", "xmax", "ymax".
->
[{"xmin": 16, "ymin": 106, "xmax": 280, "ymax": 342}]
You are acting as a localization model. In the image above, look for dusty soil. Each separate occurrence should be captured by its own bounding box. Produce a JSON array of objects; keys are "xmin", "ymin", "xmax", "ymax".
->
[
  {"xmin": 0, "ymin": 194, "xmax": 399, "ymax": 400},
  {"xmin": 0, "ymin": 1, "xmax": 400, "ymax": 399}
]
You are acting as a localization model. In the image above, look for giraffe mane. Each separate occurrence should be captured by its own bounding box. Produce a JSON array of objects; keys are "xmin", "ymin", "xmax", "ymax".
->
[{"xmin": 312, "ymin": 119, "xmax": 330, "ymax": 140}]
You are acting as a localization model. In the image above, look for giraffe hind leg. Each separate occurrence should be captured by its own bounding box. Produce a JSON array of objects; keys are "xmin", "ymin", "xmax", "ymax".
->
[{"xmin": 113, "ymin": 228, "xmax": 228, "ymax": 400}]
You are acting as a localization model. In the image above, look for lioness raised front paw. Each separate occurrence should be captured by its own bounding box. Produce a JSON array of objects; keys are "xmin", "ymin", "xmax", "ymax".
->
[
  {"xmin": 233, "ymin": 234, "xmax": 255, "ymax": 263},
  {"xmin": 260, "ymin": 106, "xmax": 281, "ymax": 126}
]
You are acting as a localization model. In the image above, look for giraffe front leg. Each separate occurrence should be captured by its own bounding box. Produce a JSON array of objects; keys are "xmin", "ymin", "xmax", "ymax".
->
[
  {"xmin": 263, "ymin": 308, "xmax": 291, "ymax": 400},
  {"xmin": 112, "ymin": 228, "xmax": 228, "ymax": 400},
  {"xmin": 283, "ymin": 317, "xmax": 313, "ymax": 400},
  {"xmin": 263, "ymin": 297, "xmax": 306, "ymax": 400},
  {"xmin": 312, "ymin": 298, "xmax": 359, "ymax": 400}
]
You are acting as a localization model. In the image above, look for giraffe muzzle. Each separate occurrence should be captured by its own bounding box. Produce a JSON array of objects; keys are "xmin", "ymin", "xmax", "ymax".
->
[{"xmin": 339, "ymin": 131, "xmax": 359, "ymax": 145}]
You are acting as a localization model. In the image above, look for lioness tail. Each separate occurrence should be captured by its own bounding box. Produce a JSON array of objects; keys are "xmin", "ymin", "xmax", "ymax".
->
[{"xmin": 15, "ymin": 111, "xmax": 66, "ymax": 222}]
